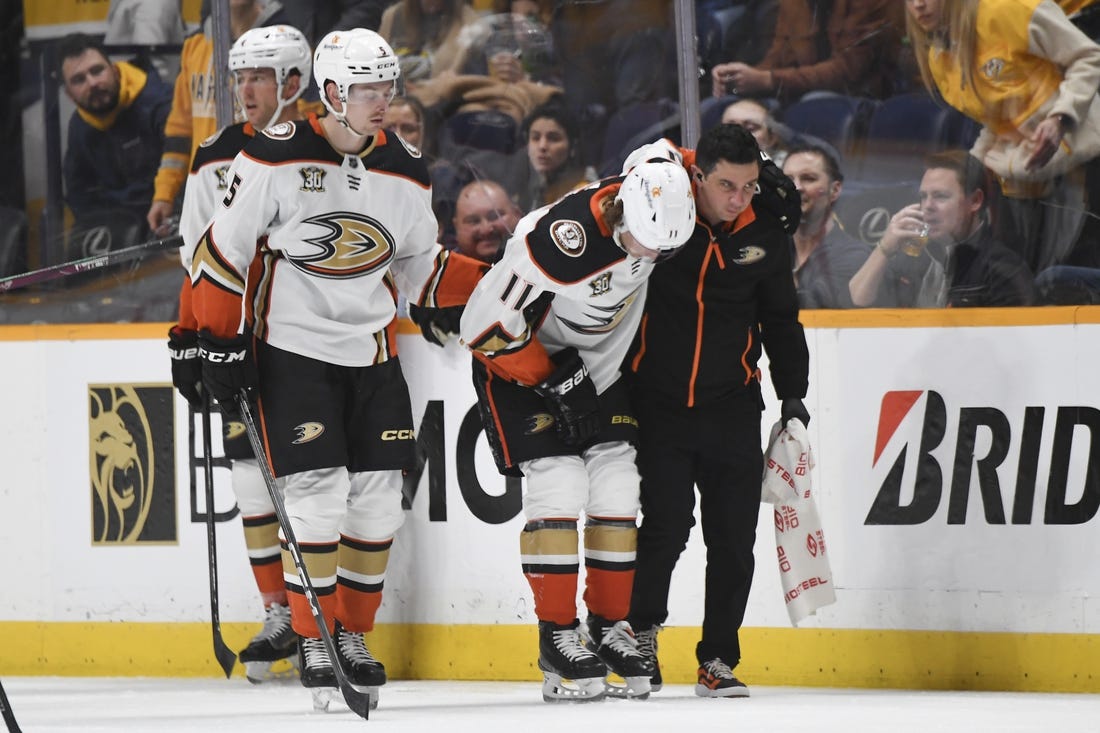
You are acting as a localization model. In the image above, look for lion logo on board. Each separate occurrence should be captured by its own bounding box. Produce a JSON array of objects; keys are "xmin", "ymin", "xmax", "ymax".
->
[{"xmin": 550, "ymin": 220, "xmax": 585, "ymax": 257}]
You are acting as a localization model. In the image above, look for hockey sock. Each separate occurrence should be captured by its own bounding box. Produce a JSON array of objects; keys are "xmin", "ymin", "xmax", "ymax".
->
[
  {"xmin": 242, "ymin": 512, "xmax": 286, "ymax": 606},
  {"xmin": 582, "ymin": 517, "xmax": 637, "ymax": 621},
  {"xmin": 520, "ymin": 519, "xmax": 580, "ymax": 625},
  {"xmin": 283, "ymin": 538, "xmax": 338, "ymax": 637},
  {"xmin": 335, "ymin": 535, "xmax": 391, "ymax": 632}
]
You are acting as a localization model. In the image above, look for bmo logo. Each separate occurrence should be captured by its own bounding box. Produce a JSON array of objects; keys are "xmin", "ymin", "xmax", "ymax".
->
[{"xmin": 865, "ymin": 390, "xmax": 1100, "ymax": 526}]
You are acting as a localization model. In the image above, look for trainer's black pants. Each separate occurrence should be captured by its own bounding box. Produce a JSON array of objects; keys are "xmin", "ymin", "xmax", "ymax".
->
[{"xmin": 628, "ymin": 385, "xmax": 763, "ymax": 668}]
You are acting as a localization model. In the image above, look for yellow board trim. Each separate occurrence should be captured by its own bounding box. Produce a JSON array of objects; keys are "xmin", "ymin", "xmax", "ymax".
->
[
  {"xmin": 1, "ymin": 622, "xmax": 1096, "ymax": 693},
  {"xmin": 2, "ymin": 306, "xmax": 1100, "ymax": 343}
]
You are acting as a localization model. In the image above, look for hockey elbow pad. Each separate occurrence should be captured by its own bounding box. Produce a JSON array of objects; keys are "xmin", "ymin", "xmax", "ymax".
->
[{"xmin": 532, "ymin": 347, "xmax": 602, "ymax": 446}]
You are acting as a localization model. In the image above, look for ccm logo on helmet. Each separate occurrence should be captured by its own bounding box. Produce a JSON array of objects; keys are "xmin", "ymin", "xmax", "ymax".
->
[{"xmin": 381, "ymin": 429, "xmax": 415, "ymax": 441}]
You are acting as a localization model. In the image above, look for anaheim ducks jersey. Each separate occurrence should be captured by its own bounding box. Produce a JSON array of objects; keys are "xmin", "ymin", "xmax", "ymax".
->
[
  {"xmin": 174, "ymin": 122, "xmax": 257, "ymax": 332},
  {"xmin": 190, "ymin": 113, "xmax": 483, "ymax": 367},
  {"xmin": 460, "ymin": 178, "xmax": 653, "ymax": 392}
]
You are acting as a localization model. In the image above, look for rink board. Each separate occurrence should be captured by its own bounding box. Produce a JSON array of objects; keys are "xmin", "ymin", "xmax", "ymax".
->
[{"xmin": 0, "ymin": 309, "xmax": 1098, "ymax": 692}]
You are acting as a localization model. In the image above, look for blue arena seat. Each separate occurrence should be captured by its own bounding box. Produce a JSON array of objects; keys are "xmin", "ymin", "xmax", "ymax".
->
[
  {"xmin": 598, "ymin": 98, "xmax": 681, "ymax": 176},
  {"xmin": 780, "ymin": 94, "xmax": 877, "ymax": 158}
]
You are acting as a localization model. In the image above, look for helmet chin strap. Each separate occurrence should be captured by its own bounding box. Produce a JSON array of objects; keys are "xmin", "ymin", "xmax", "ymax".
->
[{"xmin": 335, "ymin": 98, "xmax": 371, "ymax": 137}]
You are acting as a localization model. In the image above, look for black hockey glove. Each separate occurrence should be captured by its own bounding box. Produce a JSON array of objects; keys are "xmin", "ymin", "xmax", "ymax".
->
[
  {"xmin": 168, "ymin": 326, "xmax": 203, "ymax": 407},
  {"xmin": 533, "ymin": 347, "xmax": 601, "ymax": 446},
  {"xmin": 754, "ymin": 151, "xmax": 801, "ymax": 234},
  {"xmin": 197, "ymin": 331, "xmax": 257, "ymax": 406},
  {"xmin": 781, "ymin": 397, "xmax": 811, "ymax": 428},
  {"xmin": 408, "ymin": 303, "xmax": 464, "ymax": 347}
]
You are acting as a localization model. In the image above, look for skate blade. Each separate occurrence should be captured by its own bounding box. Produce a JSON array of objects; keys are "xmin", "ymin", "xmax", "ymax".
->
[
  {"xmin": 310, "ymin": 687, "xmax": 337, "ymax": 712},
  {"xmin": 541, "ymin": 672, "xmax": 606, "ymax": 703},
  {"xmin": 309, "ymin": 686, "xmax": 381, "ymax": 712},
  {"xmin": 244, "ymin": 657, "xmax": 300, "ymax": 684},
  {"xmin": 604, "ymin": 674, "xmax": 651, "ymax": 700}
]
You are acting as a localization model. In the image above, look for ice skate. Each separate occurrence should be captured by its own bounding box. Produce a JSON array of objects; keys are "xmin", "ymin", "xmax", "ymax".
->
[
  {"xmin": 585, "ymin": 616, "xmax": 655, "ymax": 700},
  {"xmin": 537, "ymin": 620, "xmax": 608, "ymax": 703},
  {"xmin": 695, "ymin": 658, "xmax": 750, "ymax": 698},
  {"xmin": 335, "ymin": 622, "xmax": 384, "ymax": 710},
  {"xmin": 238, "ymin": 603, "xmax": 299, "ymax": 683},
  {"xmin": 298, "ymin": 636, "xmax": 338, "ymax": 711}
]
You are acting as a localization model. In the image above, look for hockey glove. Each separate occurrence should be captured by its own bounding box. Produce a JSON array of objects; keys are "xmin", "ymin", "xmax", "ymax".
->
[
  {"xmin": 408, "ymin": 303, "xmax": 464, "ymax": 347},
  {"xmin": 168, "ymin": 326, "xmax": 203, "ymax": 407},
  {"xmin": 781, "ymin": 397, "xmax": 811, "ymax": 428},
  {"xmin": 533, "ymin": 347, "xmax": 602, "ymax": 446},
  {"xmin": 754, "ymin": 151, "xmax": 801, "ymax": 234},
  {"xmin": 197, "ymin": 331, "xmax": 257, "ymax": 406}
]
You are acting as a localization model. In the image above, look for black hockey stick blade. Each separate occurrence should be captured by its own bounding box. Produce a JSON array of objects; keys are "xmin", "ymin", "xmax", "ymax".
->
[
  {"xmin": 201, "ymin": 395, "xmax": 238, "ymax": 679},
  {"xmin": 237, "ymin": 393, "xmax": 372, "ymax": 720},
  {"xmin": 0, "ymin": 234, "xmax": 183, "ymax": 293},
  {"xmin": 0, "ymin": 678, "xmax": 23, "ymax": 733}
]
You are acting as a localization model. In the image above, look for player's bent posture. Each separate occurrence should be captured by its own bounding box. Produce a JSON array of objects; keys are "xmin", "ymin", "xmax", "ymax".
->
[
  {"xmin": 459, "ymin": 160, "xmax": 696, "ymax": 703},
  {"xmin": 167, "ymin": 24, "xmax": 311, "ymax": 684},
  {"xmin": 189, "ymin": 28, "xmax": 485, "ymax": 711}
]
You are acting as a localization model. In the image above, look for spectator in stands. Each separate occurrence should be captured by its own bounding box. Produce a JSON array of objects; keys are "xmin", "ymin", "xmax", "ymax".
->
[
  {"xmin": 720, "ymin": 98, "xmax": 791, "ymax": 166},
  {"xmin": 906, "ymin": 0, "xmax": 1100, "ymax": 274},
  {"xmin": 551, "ymin": 0, "xmax": 676, "ymax": 166},
  {"xmin": 58, "ymin": 33, "xmax": 172, "ymax": 230},
  {"xmin": 282, "ymin": 0, "xmax": 390, "ymax": 46},
  {"xmin": 710, "ymin": 0, "xmax": 905, "ymax": 104},
  {"xmin": 783, "ymin": 142, "xmax": 871, "ymax": 308},
  {"xmin": 849, "ymin": 151, "xmax": 1036, "ymax": 307},
  {"xmin": 459, "ymin": 7, "xmax": 560, "ymax": 86},
  {"xmin": 1061, "ymin": 0, "xmax": 1100, "ymax": 41},
  {"xmin": 384, "ymin": 93, "xmax": 429, "ymax": 150},
  {"xmin": 451, "ymin": 178, "xmax": 523, "ymax": 262},
  {"xmin": 378, "ymin": 0, "xmax": 481, "ymax": 87},
  {"xmin": 104, "ymin": 0, "xmax": 187, "ymax": 81},
  {"xmin": 145, "ymin": 0, "xmax": 289, "ymax": 237},
  {"xmin": 498, "ymin": 102, "xmax": 594, "ymax": 212}
]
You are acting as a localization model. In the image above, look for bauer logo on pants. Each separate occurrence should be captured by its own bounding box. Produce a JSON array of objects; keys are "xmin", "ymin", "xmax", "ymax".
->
[{"xmin": 89, "ymin": 384, "xmax": 177, "ymax": 545}]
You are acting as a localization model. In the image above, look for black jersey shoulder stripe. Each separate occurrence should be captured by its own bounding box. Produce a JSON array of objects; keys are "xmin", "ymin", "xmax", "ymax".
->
[
  {"xmin": 525, "ymin": 182, "xmax": 625, "ymax": 285},
  {"xmin": 361, "ymin": 130, "xmax": 432, "ymax": 188},
  {"xmin": 241, "ymin": 118, "xmax": 343, "ymax": 166},
  {"xmin": 191, "ymin": 122, "xmax": 253, "ymax": 173}
]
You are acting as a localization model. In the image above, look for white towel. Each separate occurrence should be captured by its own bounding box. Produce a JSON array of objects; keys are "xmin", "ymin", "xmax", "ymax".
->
[{"xmin": 762, "ymin": 419, "xmax": 836, "ymax": 626}]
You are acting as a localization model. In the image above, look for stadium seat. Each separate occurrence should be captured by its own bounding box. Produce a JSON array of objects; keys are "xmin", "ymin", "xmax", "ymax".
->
[
  {"xmin": 854, "ymin": 92, "xmax": 980, "ymax": 182},
  {"xmin": 598, "ymin": 98, "xmax": 681, "ymax": 176},
  {"xmin": 780, "ymin": 94, "xmax": 876, "ymax": 159}
]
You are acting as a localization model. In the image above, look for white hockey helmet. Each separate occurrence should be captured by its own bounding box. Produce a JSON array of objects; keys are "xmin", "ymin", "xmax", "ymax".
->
[
  {"xmin": 313, "ymin": 28, "xmax": 400, "ymax": 130},
  {"xmin": 620, "ymin": 137, "xmax": 684, "ymax": 175},
  {"xmin": 229, "ymin": 25, "xmax": 312, "ymax": 130},
  {"xmin": 617, "ymin": 161, "xmax": 696, "ymax": 256}
]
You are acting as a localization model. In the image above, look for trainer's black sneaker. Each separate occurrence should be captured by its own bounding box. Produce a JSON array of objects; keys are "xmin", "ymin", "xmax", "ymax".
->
[{"xmin": 695, "ymin": 658, "xmax": 750, "ymax": 698}]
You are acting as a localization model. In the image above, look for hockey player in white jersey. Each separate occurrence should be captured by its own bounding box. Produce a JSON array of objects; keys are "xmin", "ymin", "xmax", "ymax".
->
[
  {"xmin": 167, "ymin": 24, "xmax": 311, "ymax": 684},
  {"xmin": 459, "ymin": 160, "xmax": 696, "ymax": 702},
  {"xmin": 189, "ymin": 28, "xmax": 486, "ymax": 711}
]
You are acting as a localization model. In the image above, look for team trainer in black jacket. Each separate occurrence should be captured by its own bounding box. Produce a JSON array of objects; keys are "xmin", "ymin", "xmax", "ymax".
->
[{"xmin": 623, "ymin": 125, "xmax": 811, "ymax": 698}]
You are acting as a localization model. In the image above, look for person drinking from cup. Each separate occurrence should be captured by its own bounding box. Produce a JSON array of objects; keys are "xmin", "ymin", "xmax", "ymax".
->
[{"xmin": 848, "ymin": 150, "xmax": 1036, "ymax": 307}]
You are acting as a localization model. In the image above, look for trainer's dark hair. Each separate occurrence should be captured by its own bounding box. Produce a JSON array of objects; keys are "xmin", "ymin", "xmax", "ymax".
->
[
  {"xmin": 785, "ymin": 141, "xmax": 844, "ymax": 183},
  {"xmin": 55, "ymin": 33, "xmax": 110, "ymax": 78},
  {"xmin": 695, "ymin": 123, "xmax": 760, "ymax": 174}
]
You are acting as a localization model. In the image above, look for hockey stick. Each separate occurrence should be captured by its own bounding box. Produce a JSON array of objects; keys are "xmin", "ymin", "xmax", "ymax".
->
[
  {"xmin": 201, "ymin": 394, "xmax": 238, "ymax": 678},
  {"xmin": 0, "ymin": 678, "xmax": 22, "ymax": 733},
  {"xmin": 0, "ymin": 234, "xmax": 182, "ymax": 293},
  {"xmin": 237, "ymin": 393, "xmax": 372, "ymax": 720}
]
